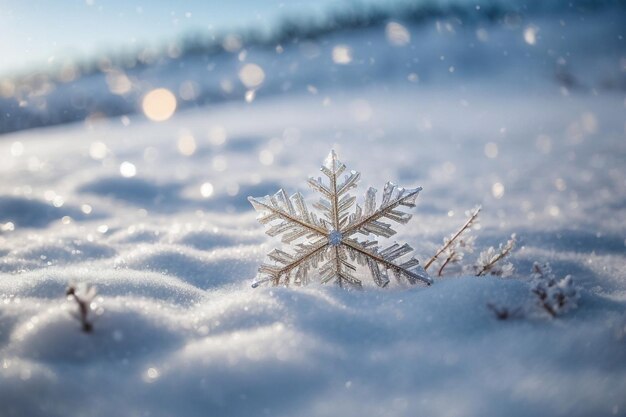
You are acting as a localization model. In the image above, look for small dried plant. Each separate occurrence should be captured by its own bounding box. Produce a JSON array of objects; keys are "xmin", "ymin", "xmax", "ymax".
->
[
  {"xmin": 66, "ymin": 283, "xmax": 98, "ymax": 333},
  {"xmin": 424, "ymin": 207, "xmax": 516, "ymax": 278},
  {"xmin": 424, "ymin": 206, "xmax": 480, "ymax": 276},
  {"xmin": 471, "ymin": 234, "xmax": 516, "ymax": 277},
  {"xmin": 486, "ymin": 262, "xmax": 579, "ymax": 320},
  {"xmin": 486, "ymin": 302, "xmax": 523, "ymax": 320},
  {"xmin": 530, "ymin": 262, "xmax": 579, "ymax": 317}
]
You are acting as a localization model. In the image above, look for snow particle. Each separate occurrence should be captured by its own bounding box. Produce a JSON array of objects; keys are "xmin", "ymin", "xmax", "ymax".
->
[
  {"xmin": 1, "ymin": 222, "xmax": 15, "ymax": 232},
  {"xmin": 112, "ymin": 330, "xmax": 124, "ymax": 341},
  {"xmin": 144, "ymin": 367, "xmax": 160, "ymax": 382},
  {"xmin": 105, "ymin": 70, "xmax": 132, "ymax": 95},
  {"xmin": 120, "ymin": 161, "xmax": 137, "ymax": 178},
  {"xmin": 555, "ymin": 178, "xmax": 567, "ymax": 191},
  {"xmin": 259, "ymin": 150, "xmax": 274, "ymax": 166},
  {"xmin": 581, "ymin": 112, "xmax": 598, "ymax": 134},
  {"xmin": 81, "ymin": 204, "xmax": 93, "ymax": 214},
  {"xmin": 212, "ymin": 156, "xmax": 228, "ymax": 171},
  {"xmin": 226, "ymin": 183, "xmax": 240, "ymax": 196},
  {"xmin": 407, "ymin": 72, "xmax": 419, "ymax": 82},
  {"xmin": 238, "ymin": 63, "xmax": 265, "ymax": 89},
  {"xmin": 492, "ymin": 182, "xmax": 505, "ymax": 199},
  {"xmin": 10, "ymin": 142, "xmax": 24, "ymax": 157},
  {"xmin": 200, "ymin": 182, "xmax": 214, "ymax": 198},
  {"xmin": 245, "ymin": 90, "xmax": 256, "ymax": 103},
  {"xmin": 142, "ymin": 88, "xmax": 177, "ymax": 122},
  {"xmin": 547, "ymin": 205, "xmax": 561, "ymax": 217},
  {"xmin": 484, "ymin": 142, "xmax": 499, "ymax": 158},
  {"xmin": 332, "ymin": 45, "xmax": 352, "ymax": 64},
  {"xmin": 20, "ymin": 368, "xmax": 31, "ymax": 381},
  {"xmin": 222, "ymin": 34, "xmax": 242, "ymax": 52},
  {"xmin": 179, "ymin": 80, "xmax": 199, "ymax": 101},
  {"xmin": 476, "ymin": 28, "xmax": 489, "ymax": 42},
  {"xmin": 177, "ymin": 132, "xmax": 197, "ymax": 156},
  {"xmin": 89, "ymin": 141, "xmax": 108, "ymax": 160},
  {"xmin": 207, "ymin": 125, "xmax": 227, "ymax": 146},
  {"xmin": 350, "ymin": 99, "xmax": 373, "ymax": 122},
  {"xmin": 220, "ymin": 79, "xmax": 234, "ymax": 93},
  {"xmin": 385, "ymin": 22, "xmax": 411, "ymax": 46},
  {"xmin": 523, "ymin": 26, "xmax": 538, "ymax": 45},
  {"xmin": 535, "ymin": 134, "xmax": 552, "ymax": 154}
]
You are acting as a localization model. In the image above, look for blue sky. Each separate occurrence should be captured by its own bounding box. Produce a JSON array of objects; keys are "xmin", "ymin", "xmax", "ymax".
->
[{"xmin": 0, "ymin": 0, "xmax": 401, "ymax": 76}]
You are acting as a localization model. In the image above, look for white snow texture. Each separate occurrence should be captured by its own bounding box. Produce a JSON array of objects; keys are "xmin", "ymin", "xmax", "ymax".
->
[{"xmin": 1, "ymin": 7, "xmax": 626, "ymax": 417}]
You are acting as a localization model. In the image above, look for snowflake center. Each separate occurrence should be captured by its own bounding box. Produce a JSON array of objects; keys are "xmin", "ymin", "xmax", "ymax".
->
[{"xmin": 328, "ymin": 230, "xmax": 343, "ymax": 246}]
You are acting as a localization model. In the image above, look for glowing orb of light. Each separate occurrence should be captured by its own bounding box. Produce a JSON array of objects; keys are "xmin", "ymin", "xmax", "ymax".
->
[
  {"xmin": 332, "ymin": 45, "xmax": 352, "ymax": 64},
  {"xmin": 238, "ymin": 63, "xmax": 265, "ymax": 88},
  {"xmin": 385, "ymin": 22, "xmax": 411, "ymax": 46},
  {"xmin": 142, "ymin": 88, "xmax": 177, "ymax": 122}
]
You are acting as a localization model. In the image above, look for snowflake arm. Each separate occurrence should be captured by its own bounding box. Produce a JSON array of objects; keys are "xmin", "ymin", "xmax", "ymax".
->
[
  {"xmin": 248, "ymin": 190, "xmax": 327, "ymax": 242},
  {"xmin": 253, "ymin": 238, "xmax": 329, "ymax": 287},
  {"xmin": 343, "ymin": 183, "xmax": 422, "ymax": 238}
]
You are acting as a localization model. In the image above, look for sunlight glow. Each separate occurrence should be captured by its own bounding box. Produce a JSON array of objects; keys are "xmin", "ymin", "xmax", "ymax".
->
[{"xmin": 142, "ymin": 88, "xmax": 177, "ymax": 121}]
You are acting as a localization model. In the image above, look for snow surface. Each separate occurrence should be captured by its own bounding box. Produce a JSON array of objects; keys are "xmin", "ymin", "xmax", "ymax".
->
[{"xmin": 1, "ymin": 8, "xmax": 626, "ymax": 417}]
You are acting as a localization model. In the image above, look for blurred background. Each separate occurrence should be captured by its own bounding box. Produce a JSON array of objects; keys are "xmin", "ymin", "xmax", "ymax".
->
[{"xmin": 1, "ymin": 0, "xmax": 624, "ymax": 134}]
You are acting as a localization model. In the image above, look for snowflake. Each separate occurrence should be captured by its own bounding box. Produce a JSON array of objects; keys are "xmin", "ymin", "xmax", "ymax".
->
[{"xmin": 248, "ymin": 150, "xmax": 432, "ymax": 288}]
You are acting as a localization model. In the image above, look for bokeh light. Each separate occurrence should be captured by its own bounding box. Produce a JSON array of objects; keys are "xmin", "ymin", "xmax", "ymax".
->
[
  {"xmin": 386, "ymin": 22, "xmax": 411, "ymax": 46},
  {"xmin": 332, "ymin": 45, "xmax": 352, "ymax": 64},
  {"xmin": 142, "ymin": 88, "xmax": 177, "ymax": 122},
  {"xmin": 120, "ymin": 161, "xmax": 137, "ymax": 177},
  {"xmin": 238, "ymin": 63, "xmax": 265, "ymax": 88}
]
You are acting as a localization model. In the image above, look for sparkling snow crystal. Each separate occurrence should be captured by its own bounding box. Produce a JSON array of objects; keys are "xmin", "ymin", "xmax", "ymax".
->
[{"xmin": 248, "ymin": 150, "xmax": 432, "ymax": 288}]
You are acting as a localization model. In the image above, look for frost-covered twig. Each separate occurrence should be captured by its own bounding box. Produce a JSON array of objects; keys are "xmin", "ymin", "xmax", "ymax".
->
[
  {"xmin": 530, "ymin": 262, "xmax": 578, "ymax": 317},
  {"xmin": 424, "ymin": 206, "xmax": 480, "ymax": 276},
  {"xmin": 66, "ymin": 284, "xmax": 97, "ymax": 333},
  {"xmin": 486, "ymin": 302, "xmax": 523, "ymax": 320},
  {"xmin": 473, "ymin": 234, "xmax": 516, "ymax": 277}
]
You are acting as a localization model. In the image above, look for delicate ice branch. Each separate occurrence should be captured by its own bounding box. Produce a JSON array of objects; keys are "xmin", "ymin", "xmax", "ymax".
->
[
  {"xmin": 473, "ymin": 234, "xmax": 516, "ymax": 277},
  {"xmin": 424, "ymin": 205, "xmax": 481, "ymax": 275},
  {"xmin": 530, "ymin": 262, "xmax": 579, "ymax": 317}
]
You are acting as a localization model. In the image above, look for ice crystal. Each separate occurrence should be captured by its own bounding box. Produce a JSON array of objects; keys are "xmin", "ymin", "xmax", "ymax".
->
[{"xmin": 248, "ymin": 150, "xmax": 432, "ymax": 288}]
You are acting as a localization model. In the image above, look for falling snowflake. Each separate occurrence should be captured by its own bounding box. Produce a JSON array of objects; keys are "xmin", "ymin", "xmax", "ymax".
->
[{"xmin": 248, "ymin": 150, "xmax": 432, "ymax": 288}]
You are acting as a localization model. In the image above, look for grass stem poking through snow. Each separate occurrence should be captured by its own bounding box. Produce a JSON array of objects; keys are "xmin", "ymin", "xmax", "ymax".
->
[
  {"xmin": 473, "ymin": 234, "xmax": 516, "ymax": 277},
  {"xmin": 530, "ymin": 262, "xmax": 579, "ymax": 317},
  {"xmin": 424, "ymin": 206, "xmax": 481, "ymax": 275},
  {"xmin": 66, "ymin": 284, "xmax": 97, "ymax": 333},
  {"xmin": 486, "ymin": 303, "xmax": 523, "ymax": 320}
]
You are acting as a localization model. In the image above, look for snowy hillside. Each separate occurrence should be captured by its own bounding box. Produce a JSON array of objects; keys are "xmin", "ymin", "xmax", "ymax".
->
[
  {"xmin": 1, "ymin": 2, "xmax": 626, "ymax": 417},
  {"xmin": 1, "ymin": 2, "xmax": 624, "ymax": 134}
]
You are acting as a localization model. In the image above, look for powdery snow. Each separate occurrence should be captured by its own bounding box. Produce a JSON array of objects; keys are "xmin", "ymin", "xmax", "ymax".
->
[{"xmin": 1, "ymin": 10, "xmax": 626, "ymax": 417}]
